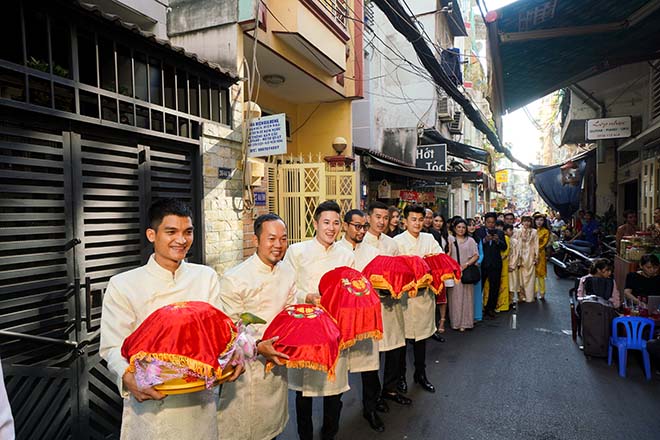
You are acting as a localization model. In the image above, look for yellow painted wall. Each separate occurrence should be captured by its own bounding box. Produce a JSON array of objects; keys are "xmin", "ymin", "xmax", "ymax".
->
[
  {"xmin": 296, "ymin": 100, "xmax": 352, "ymax": 157},
  {"xmin": 255, "ymin": 88, "xmax": 352, "ymax": 158}
]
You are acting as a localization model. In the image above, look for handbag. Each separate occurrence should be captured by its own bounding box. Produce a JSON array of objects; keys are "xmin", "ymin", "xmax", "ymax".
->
[{"xmin": 454, "ymin": 238, "xmax": 480, "ymax": 284}]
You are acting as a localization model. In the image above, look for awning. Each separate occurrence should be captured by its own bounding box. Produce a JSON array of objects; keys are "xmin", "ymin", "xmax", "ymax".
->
[
  {"xmin": 487, "ymin": 0, "xmax": 660, "ymax": 114},
  {"xmin": 357, "ymin": 148, "xmax": 486, "ymax": 184},
  {"xmin": 420, "ymin": 129, "xmax": 490, "ymax": 165}
]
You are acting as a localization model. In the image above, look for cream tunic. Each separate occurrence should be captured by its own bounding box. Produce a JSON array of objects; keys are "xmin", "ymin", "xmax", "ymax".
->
[
  {"xmin": 0, "ymin": 356, "xmax": 14, "ymax": 440},
  {"xmin": 336, "ymin": 238, "xmax": 380, "ymax": 373},
  {"xmin": 285, "ymin": 238, "xmax": 355, "ymax": 397},
  {"xmin": 99, "ymin": 255, "xmax": 221, "ymax": 440},
  {"xmin": 508, "ymin": 236, "xmax": 521, "ymax": 292},
  {"xmin": 394, "ymin": 231, "xmax": 443, "ymax": 341},
  {"xmin": 363, "ymin": 231, "xmax": 406, "ymax": 352},
  {"xmin": 217, "ymin": 254, "xmax": 296, "ymax": 440}
]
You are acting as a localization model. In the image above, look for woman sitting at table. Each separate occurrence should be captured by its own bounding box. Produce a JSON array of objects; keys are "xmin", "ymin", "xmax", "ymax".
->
[
  {"xmin": 576, "ymin": 258, "xmax": 621, "ymax": 309},
  {"xmin": 623, "ymin": 254, "xmax": 660, "ymax": 307}
]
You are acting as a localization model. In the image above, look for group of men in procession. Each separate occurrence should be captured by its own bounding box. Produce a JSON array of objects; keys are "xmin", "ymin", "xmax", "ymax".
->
[{"xmin": 98, "ymin": 198, "xmax": 448, "ymax": 440}]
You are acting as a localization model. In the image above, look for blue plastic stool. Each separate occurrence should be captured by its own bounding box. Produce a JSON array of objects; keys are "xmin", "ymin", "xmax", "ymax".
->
[{"xmin": 607, "ymin": 316, "xmax": 655, "ymax": 380}]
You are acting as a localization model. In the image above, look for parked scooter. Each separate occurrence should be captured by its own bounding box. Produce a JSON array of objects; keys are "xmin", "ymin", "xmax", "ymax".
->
[
  {"xmin": 550, "ymin": 235, "xmax": 616, "ymax": 278},
  {"xmin": 550, "ymin": 241, "xmax": 594, "ymax": 278}
]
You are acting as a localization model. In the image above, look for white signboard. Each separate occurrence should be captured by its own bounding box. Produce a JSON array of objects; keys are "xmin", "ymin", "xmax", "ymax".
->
[
  {"xmin": 586, "ymin": 116, "xmax": 631, "ymax": 140},
  {"xmin": 248, "ymin": 114, "xmax": 287, "ymax": 157}
]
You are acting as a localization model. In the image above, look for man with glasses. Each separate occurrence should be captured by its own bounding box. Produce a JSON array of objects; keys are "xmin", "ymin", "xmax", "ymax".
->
[{"xmin": 337, "ymin": 209, "xmax": 386, "ymax": 432}]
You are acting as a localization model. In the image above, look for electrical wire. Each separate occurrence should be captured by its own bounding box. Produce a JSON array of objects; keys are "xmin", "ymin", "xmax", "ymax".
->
[{"xmin": 289, "ymin": 102, "xmax": 322, "ymax": 136}]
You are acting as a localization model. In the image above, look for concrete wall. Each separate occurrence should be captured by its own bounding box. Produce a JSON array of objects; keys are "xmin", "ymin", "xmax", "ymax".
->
[{"xmin": 89, "ymin": 0, "xmax": 169, "ymax": 38}]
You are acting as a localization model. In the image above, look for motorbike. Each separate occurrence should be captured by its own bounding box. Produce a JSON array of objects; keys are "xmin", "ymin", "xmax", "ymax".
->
[{"xmin": 549, "ymin": 235, "xmax": 616, "ymax": 278}]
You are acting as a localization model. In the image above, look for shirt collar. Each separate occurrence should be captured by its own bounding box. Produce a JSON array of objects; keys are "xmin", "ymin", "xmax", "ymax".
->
[
  {"xmin": 341, "ymin": 237, "xmax": 358, "ymax": 251},
  {"xmin": 251, "ymin": 253, "xmax": 279, "ymax": 273},
  {"xmin": 366, "ymin": 231, "xmax": 382, "ymax": 241},
  {"xmin": 145, "ymin": 253, "xmax": 188, "ymax": 282},
  {"xmin": 312, "ymin": 236, "xmax": 335, "ymax": 253}
]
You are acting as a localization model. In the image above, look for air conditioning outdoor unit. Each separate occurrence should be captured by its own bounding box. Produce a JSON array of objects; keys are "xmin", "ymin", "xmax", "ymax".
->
[
  {"xmin": 438, "ymin": 95, "xmax": 454, "ymax": 122},
  {"xmin": 448, "ymin": 111, "xmax": 463, "ymax": 134}
]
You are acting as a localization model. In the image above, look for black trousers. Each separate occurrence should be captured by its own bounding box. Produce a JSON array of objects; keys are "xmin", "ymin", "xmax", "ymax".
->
[
  {"xmin": 360, "ymin": 370, "xmax": 381, "ymax": 412},
  {"xmin": 382, "ymin": 346, "xmax": 405, "ymax": 393},
  {"xmin": 295, "ymin": 392, "xmax": 343, "ymax": 440},
  {"xmin": 483, "ymin": 264, "xmax": 502, "ymax": 312},
  {"xmin": 648, "ymin": 339, "xmax": 660, "ymax": 365},
  {"xmin": 399, "ymin": 338, "xmax": 427, "ymax": 377}
]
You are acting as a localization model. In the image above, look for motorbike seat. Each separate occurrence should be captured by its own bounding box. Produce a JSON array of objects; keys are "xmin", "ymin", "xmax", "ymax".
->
[{"xmin": 564, "ymin": 243, "xmax": 592, "ymax": 255}]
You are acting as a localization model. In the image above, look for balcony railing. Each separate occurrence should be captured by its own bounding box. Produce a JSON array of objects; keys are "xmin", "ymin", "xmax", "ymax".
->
[{"xmin": 317, "ymin": 0, "xmax": 348, "ymax": 28}]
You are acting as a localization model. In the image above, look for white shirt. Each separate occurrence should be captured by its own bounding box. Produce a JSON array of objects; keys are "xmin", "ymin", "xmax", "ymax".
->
[
  {"xmin": 363, "ymin": 231, "xmax": 399, "ymax": 256},
  {"xmin": 394, "ymin": 231, "xmax": 443, "ymax": 340},
  {"xmin": 285, "ymin": 238, "xmax": 354, "ymax": 396},
  {"xmin": 217, "ymin": 254, "xmax": 296, "ymax": 440},
  {"xmin": 362, "ymin": 231, "xmax": 406, "ymax": 351},
  {"xmin": 0, "ymin": 357, "xmax": 14, "ymax": 440},
  {"xmin": 335, "ymin": 238, "xmax": 381, "ymax": 372},
  {"xmin": 99, "ymin": 255, "xmax": 221, "ymax": 440},
  {"xmin": 335, "ymin": 238, "xmax": 379, "ymax": 271}
]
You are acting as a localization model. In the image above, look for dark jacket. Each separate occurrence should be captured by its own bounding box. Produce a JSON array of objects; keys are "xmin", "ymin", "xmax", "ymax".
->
[{"xmin": 474, "ymin": 227, "xmax": 507, "ymax": 267}]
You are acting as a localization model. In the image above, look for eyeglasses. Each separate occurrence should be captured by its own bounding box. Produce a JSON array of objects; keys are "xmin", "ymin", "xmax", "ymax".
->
[{"xmin": 349, "ymin": 223, "xmax": 370, "ymax": 231}]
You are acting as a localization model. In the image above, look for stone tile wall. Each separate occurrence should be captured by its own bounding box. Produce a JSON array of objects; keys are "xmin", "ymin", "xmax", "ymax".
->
[{"xmin": 201, "ymin": 118, "xmax": 245, "ymax": 276}]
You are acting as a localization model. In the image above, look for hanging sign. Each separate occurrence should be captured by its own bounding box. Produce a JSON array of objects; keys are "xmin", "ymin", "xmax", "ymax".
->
[
  {"xmin": 378, "ymin": 179, "xmax": 392, "ymax": 199},
  {"xmin": 254, "ymin": 191, "xmax": 267, "ymax": 206},
  {"xmin": 415, "ymin": 144, "xmax": 447, "ymax": 171},
  {"xmin": 399, "ymin": 190, "xmax": 420, "ymax": 203},
  {"xmin": 451, "ymin": 177, "xmax": 462, "ymax": 190},
  {"xmin": 248, "ymin": 113, "xmax": 288, "ymax": 157},
  {"xmin": 495, "ymin": 170, "xmax": 509, "ymax": 183},
  {"xmin": 586, "ymin": 116, "xmax": 631, "ymax": 140},
  {"xmin": 435, "ymin": 185, "xmax": 449, "ymax": 199}
]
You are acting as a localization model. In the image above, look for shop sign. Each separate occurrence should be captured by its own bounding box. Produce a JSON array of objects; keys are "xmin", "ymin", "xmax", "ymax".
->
[
  {"xmin": 415, "ymin": 144, "xmax": 447, "ymax": 171},
  {"xmin": 378, "ymin": 179, "xmax": 391, "ymax": 198},
  {"xmin": 248, "ymin": 113, "xmax": 288, "ymax": 157},
  {"xmin": 495, "ymin": 170, "xmax": 508, "ymax": 183},
  {"xmin": 420, "ymin": 192, "xmax": 435, "ymax": 203},
  {"xmin": 451, "ymin": 177, "xmax": 462, "ymax": 190},
  {"xmin": 399, "ymin": 190, "xmax": 420, "ymax": 203},
  {"xmin": 586, "ymin": 116, "xmax": 631, "ymax": 140}
]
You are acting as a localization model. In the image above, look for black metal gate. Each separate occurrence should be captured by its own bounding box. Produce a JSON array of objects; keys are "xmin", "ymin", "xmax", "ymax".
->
[{"xmin": 0, "ymin": 123, "xmax": 200, "ymax": 439}]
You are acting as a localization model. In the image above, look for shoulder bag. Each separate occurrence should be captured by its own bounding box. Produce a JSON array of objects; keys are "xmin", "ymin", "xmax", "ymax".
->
[{"xmin": 454, "ymin": 238, "xmax": 480, "ymax": 284}]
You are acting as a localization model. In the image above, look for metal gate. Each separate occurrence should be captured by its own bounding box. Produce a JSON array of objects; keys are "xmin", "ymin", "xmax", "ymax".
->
[
  {"xmin": 0, "ymin": 124, "xmax": 200, "ymax": 439},
  {"xmin": 277, "ymin": 160, "xmax": 356, "ymax": 244}
]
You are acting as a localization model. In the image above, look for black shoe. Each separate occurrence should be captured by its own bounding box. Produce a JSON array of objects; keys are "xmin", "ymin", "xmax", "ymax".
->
[
  {"xmin": 375, "ymin": 398, "xmax": 389, "ymax": 413},
  {"xmin": 396, "ymin": 376, "xmax": 408, "ymax": 394},
  {"xmin": 363, "ymin": 411, "xmax": 385, "ymax": 432},
  {"xmin": 486, "ymin": 310, "xmax": 497, "ymax": 318},
  {"xmin": 413, "ymin": 373, "xmax": 436, "ymax": 393},
  {"xmin": 381, "ymin": 391, "xmax": 412, "ymax": 405},
  {"xmin": 431, "ymin": 331, "xmax": 446, "ymax": 342}
]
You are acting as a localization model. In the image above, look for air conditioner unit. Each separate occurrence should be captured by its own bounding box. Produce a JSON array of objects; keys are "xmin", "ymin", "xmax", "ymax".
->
[
  {"xmin": 449, "ymin": 111, "xmax": 463, "ymax": 134},
  {"xmin": 438, "ymin": 95, "xmax": 454, "ymax": 122}
]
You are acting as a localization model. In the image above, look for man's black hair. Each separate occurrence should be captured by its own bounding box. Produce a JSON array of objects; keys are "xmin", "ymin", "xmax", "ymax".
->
[
  {"xmin": 503, "ymin": 212, "xmax": 515, "ymax": 219},
  {"xmin": 314, "ymin": 200, "xmax": 341, "ymax": 221},
  {"xmin": 367, "ymin": 201, "xmax": 389, "ymax": 215},
  {"xmin": 343, "ymin": 209, "xmax": 365, "ymax": 224},
  {"xmin": 503, "ymin": 224, "xmax": 514, "ymax": 232},
  {"xmin": 483, "ymin": 212, "xmax": 498, "ymax": 221},
  {"xmin": 148, "ymin": 198, "xmax": 193, "ymax": 230},
  {"xmin": 640, "ymin": 254, "xmax": 660, "ymax": 267},
  {"xmin": 495, "ymin": 220, "xmax": 505, "ymax": 227},
  {"xmin": 403, "ymin": 204, "xmax": 425, "ymax": 219},
  {"xmin": 254, "ymin": 213, "xmax": 285, "ymax": 239},
  {"xmin": 623, "ymin": 209, "xmax": 636, "ymax": 218}
]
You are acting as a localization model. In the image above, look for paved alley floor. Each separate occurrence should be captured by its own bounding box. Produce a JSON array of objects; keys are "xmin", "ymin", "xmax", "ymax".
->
[{"xmin": 279, "ymin": 274, "xmax": 660, "ymax": 440}]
